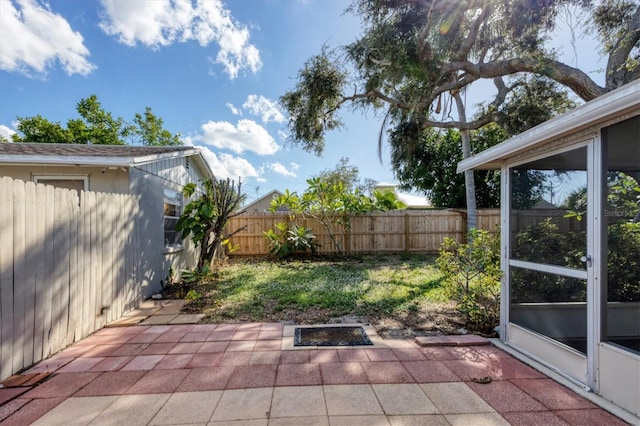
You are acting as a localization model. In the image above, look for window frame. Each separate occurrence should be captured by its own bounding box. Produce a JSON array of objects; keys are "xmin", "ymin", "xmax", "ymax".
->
[
  {"xmin": 33, "ymin": 174, "xmax": 89, "ymax": 191},
  {"xmin": 163, "ymin": 188, "xmax": 183, "ymax": 251}
]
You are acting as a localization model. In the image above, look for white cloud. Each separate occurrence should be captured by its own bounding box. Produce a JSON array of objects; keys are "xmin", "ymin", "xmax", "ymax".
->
[
  {"xmin": 226, "ymin": 102, "xmax": 242, "ymax": 116},
  {"xmin": 263, "ymin": 161, "xmax": 299, "ymax": 177},
  {"xmin": 0, "ymin": 0, "xmax": 95, "ymax": 76},
  {"xmin": 243, "ymin": 95, "xmax": 285, "ymax": 123},
  {"xmin": 99, "ymin": 0, "xmax": 261, "ymax": 79},
  {"xmin": 0, "ymin": 124, "xmax": 16, "ymax": 140},
  {"xmin": 199, "ymin": 119, "xmax": 279, "ymax": 155},
  {"xmin": 277, "ymin": 129, "xmax": 288, "ymax": 140},
  {"xmin": 199, "ymin": 147, "xmax": 258, "ymax": 179}
]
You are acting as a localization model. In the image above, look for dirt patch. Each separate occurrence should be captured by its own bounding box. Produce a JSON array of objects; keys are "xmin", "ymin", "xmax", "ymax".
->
[{"xmin": 168, "ymin": 294, "xmax": 466, "ymax": 338}]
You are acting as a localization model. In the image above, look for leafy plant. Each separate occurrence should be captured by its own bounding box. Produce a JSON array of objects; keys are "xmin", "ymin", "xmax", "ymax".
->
[
  {"xmin": 269, "ymin": 177, "xmax": 405, "ymax": 254},
  {"xmin": 181, "ymin": 265, "xmax": 211, "ymax": 284},
  {"xmin": 264, "ymin": 223, "xmax": 319, "ymax": 258},
  {"xmin": 185, "ymin": 289, "xmax": 203, "ymax": 302},
  {"xmin": 370, "ymin": 189, "xmax": 407, "ymax": 211},
  {"xmin": 437, "ymin": 229, "xmax": 502, "ymax": 334},
  {"xmin": 176, "ymin": 178, "xmax": 246, "ymax": 269},
  {"xmin": 162, "ymin": 267, "xmax": 175, "ymax": 288}
]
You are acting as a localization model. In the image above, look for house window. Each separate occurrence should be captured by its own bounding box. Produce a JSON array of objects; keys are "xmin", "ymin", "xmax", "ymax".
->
[
  {"xmin": 163, "ymin": 188, "xmax": 182, "ymax": 248},
  {"xmin": 33, "ymin": 175, "xmax": 88, "ymax": 193}
]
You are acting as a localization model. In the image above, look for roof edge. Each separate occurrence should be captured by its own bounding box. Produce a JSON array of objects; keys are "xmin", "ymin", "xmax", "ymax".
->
[{"xmin": 457, "ymin": 80, "xmax": 640, "ymax": 173}]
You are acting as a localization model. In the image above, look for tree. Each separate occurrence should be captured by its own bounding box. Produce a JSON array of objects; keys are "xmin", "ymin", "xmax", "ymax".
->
[
  {"xmin": 391, "ymin": 124, "xmax": 502, "ymax": 208},
  {"xmin": 176, "ymin": 178, "xmax": 247, "ymax": 269},
  {"xmin": 132, "ymin": 107, "xmax": 182, "ymax": 146},
  {"xmin": 270, "ymin": 178, "xmax": 379, "ymax": 254},
  {"xmin": 314, "ymin": 156, "xmax": 377, "ymax": 194},
  {"xmin": 12, "ymin": 95, "xmax": 181, "ymax": 146},
  {"xmin": 370, "ymin": 189, "xmax": 407, "ymax": 210},
  {"xmin": 280, "ymin": 0, "xmax": 640, "ymax": 230},
  {"xmin": 11, "ymin": 115, "xmax": 74, "ymax": 144},
  {"xmin": 391, "ymin": 77, "xmax": 576, "ymax": 207},
  {"xmin": 316, "ymin": 157, "xmax": 363, "ymax": 192}
]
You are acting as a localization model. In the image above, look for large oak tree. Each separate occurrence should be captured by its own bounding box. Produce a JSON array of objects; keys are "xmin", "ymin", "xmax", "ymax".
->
[{"xmin": 280, "ymin": 0, "xmax": 640, "ymax": 229}]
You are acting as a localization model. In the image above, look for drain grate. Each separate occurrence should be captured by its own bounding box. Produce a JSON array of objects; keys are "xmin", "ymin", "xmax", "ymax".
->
[{"xmin": 294, "ymin": 326, "xmax": 373, "ymax": 346}]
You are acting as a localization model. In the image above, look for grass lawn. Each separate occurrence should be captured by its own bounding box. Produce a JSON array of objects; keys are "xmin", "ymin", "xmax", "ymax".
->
[{"xmin": 164, "ymin": 254, "xmax": 464, "ymax": 336}]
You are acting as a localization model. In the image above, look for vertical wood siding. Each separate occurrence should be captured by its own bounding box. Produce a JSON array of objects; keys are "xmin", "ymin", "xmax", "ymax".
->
[
  {"xmin": 137, "ymin": 157, "xmax": 192, "ymax": 188},
  {"xmin": 0, "ymin": 177, "xmax": 141, "ymax": 381}
]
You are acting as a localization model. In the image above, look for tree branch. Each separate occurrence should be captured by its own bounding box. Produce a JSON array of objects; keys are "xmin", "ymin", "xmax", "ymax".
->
[
  {"xmin": 224, "ymin": 225, "xmax": 247, "ymax": 239},
  {"xmin": 454, "ymin": 0, "xmax": 490, "ymax": 60},
  {"xmin": 489, "ymin": 77, "xmax": 510, "ymax": 109},
  {"xmin": 420, "ymin": 111, "xmax": 503, "ymax": 130},
  {"xmin": 441, "ymin": 58, "xmax": 606, "ymax": 101},
  {"xmin": 606, "ymin": 4, "xmax": 640, "ymax": 90}
]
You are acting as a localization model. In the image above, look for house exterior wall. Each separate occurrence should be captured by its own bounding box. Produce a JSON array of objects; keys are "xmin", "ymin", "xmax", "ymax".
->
[
  {"xmin": 0, "ymin": 165, "xmax": 129, "ymax": 193},
  {"xmin": 0, "ymin": 155, "xmax": 210, "ymax": 299},
  {"xmin": 137, "ymin": 156, "xmax": 205, "ymax": 191},
  {"xmin": 245, "ymin": 195, "xmax": 279, "ymax": 213},
  {"xmin": 129, "ymin": 156, "xmax": 208, "ymax": 296},
  {"xmin": 242, "ymin": 190, "xmax": 283, "ymax": 214}
]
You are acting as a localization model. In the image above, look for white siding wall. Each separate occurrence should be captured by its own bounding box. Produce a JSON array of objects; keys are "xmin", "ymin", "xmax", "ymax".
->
[{"xmin": 132, "ymin": 155, "xmax": 209, "ymax": 286}]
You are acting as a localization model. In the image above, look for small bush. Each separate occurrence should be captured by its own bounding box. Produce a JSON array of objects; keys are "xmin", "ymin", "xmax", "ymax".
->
[
  {"xmin": 185, "ymin": 289, "xmax": 203, "ymax": 302},
  {"xmin": 264, "ymin": 222, "xmax": 319, "ymax": 258},
  {"xmin": 437, "ymin": 229, "xmax": 501, "ymax": 334}
]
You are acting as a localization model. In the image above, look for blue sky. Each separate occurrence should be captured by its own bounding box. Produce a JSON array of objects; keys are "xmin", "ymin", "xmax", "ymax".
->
[{"xmin": 0, "ymin": 0, "xmax": 604, "ymax": 205}]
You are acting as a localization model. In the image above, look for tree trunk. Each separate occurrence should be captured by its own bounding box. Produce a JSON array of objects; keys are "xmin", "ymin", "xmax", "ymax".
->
[{"xmin": 453, "ymin": 92, "xmax": 477, "ymax": 234}]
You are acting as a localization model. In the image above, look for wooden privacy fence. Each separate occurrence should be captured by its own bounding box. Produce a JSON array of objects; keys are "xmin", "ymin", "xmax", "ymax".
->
[
  {"xmin": 226, "ymin": 209, "xmax": 501, "ymax": 256},
  {"xmin": 0, "ymin": 177, "xmax": 142, "ymax": 381}
]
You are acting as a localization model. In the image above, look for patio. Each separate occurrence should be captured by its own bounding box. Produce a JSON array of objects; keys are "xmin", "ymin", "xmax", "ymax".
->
[{"xmin": 0, "ymin": 309, "xmax": 631, "ymax": 425}]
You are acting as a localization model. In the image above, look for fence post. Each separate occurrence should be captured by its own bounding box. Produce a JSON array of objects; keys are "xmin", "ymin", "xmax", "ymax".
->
[
  {"xmin": 345, "ymin": 225, "xmax": 351, "ymax": 254},
  {"xmin": 447, "ymin": 209, "xmax": 468, "ymax": 242},
  {"xmin": 404, "ymin": 213, "xmax": 410, "ymax": 254}
]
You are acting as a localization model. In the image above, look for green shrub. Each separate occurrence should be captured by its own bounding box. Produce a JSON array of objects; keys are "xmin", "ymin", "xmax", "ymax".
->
[
  {"xmin": 181, "ymin": 265, "xmax": 212, "ymax": 284},
  {"xmin": 264, "ymin": 222, "xmax": 319, "ymax": 258},
  {"xmin": 437, "ymin": 229, "xmax": 501, "ymax": 334},
  {"xmin": 185, "ymin": 289, "xmax": 203, "ymax": 302}
]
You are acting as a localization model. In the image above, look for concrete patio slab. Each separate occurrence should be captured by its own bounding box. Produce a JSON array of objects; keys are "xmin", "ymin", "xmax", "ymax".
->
[
  {"xmin": 387, "ymin": 414, "xmax": 449, "ymax": 425},
  {"xmin": 331, "ymin": 415, "xmax": 391, "ymax": 425},
  {"xmin": 372, "ymin": 383, "xmax": 438, "ymax": 415},
  {"xmin": 0, "ymin": 397, "xmax": 31, "ymax": 422},
  {"xmin": 148, "ymin": 390, "xmax": 221, "ymax": 425},
  {"xmin": 210, "ymin": 388, "xmax": 273, "ymax": 422},
  {"xmin": 319, "ymin": 362, "xmax": 368, "ymax": 385},
  {"xmin": 270, "ymin": 385, "xmax": 326, "ymax": 418},
  {"xmin": 74, "ymin": 370, "xmax": 145, "ymax": 396},
  {"xmin": 445, "ymin": 412, "xmax": 511, "ymax": 425},
  {"xmin": 31, "ymin": 395, "xmax": 118, "ymax": 425},
  {"xmin": 324, "ymin": 384, "xmax": 384, "ymax": 416},
  {"xmin": 269, "ymin": 416, "xmax": 329, "ymax": 425},
  {"xmin": 168, "ymin": 314, "xmax": 205, "ymax": 324},
  {"xmin": 105, "ymin": 315, "xmax": 149, "ymax": 327},
  {"xmin": 1, "ymin": 319, "xmax": 635, "ymax": 425},
  {"xmin": 139, "ymin": 315, "xmax": 178, "ymax": 325},
  {"xmin": 89, "ymin": 393, "xmax": 170, "ymax": 426},
  {"xmin": 420, "ymin": 382, "xmax": 495, "ymax": 414}
]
